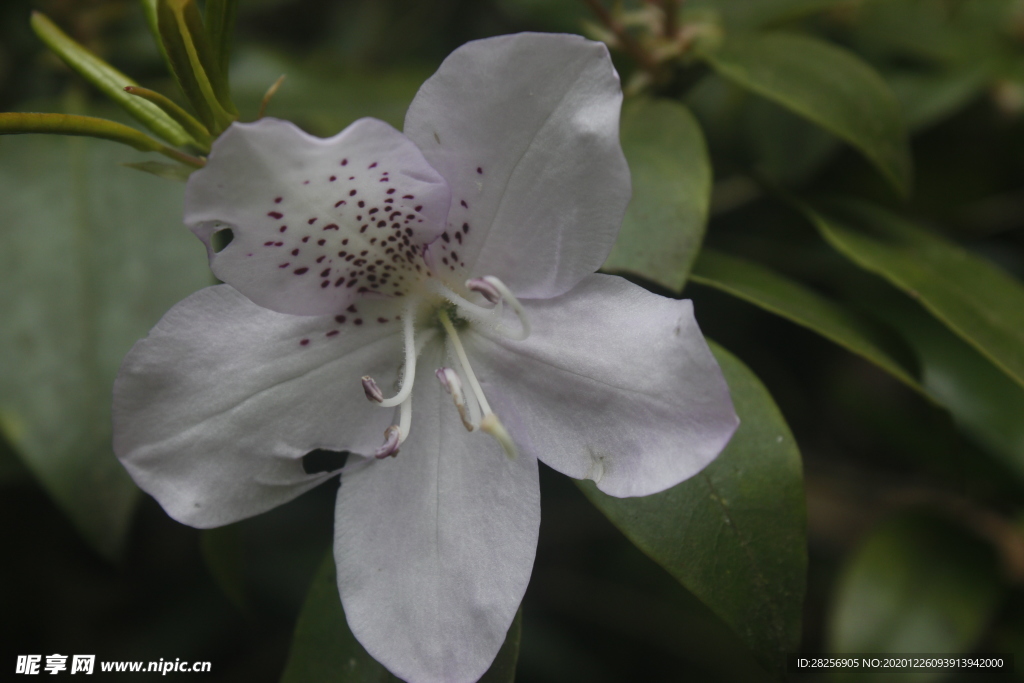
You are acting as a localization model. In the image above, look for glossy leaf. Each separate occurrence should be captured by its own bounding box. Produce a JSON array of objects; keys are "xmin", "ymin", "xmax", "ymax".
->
[
  {"xmin": 281, "ymin": 552, "xmax": 522, "ymax": 683},
  {"xmin": 579, "ymin": 342, "xmax": 806, "ymax": 674},
  {"xmin": 848, "ymin": 282, "xmax": 1024, "ymax": 482},
  {"xmin": 603, "ymin": 99, "xmax": 711, "ymax": 291},
  {"xmin": 829, "ymin": 513, "xmax": 1000, "ymax": 680},
  {"xmin": 30, "ymin": 12, "xmax": 193, "ymax": 148},
  {"xmin": 807, "ymin": 200, "xmax": 1024, "ymax": 391},
  {"xmin": 701, "ymin": 32, "xmax": 912, "ymax": 195},
  {"xmin": 0, "ymin": 124, "xmax": 210, "ymax": 559},
  {"xmin": 886, "ymin": 68, "xmax": 987, "ymax": 131},
  {"xmin": 690, "ymin": 248, "xmax": 922, "ymax": 393}
]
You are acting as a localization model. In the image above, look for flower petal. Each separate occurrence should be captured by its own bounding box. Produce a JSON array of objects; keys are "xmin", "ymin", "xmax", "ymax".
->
[
  {"xmin": 334, "ymin": 344, "xmax": 539, "ymax": 683},
  {"xmin": 113, "ymin": 285, "xmax": 406, "ymax": 527},
  {"xmin": 472, "ymin": 274, "xmax": 738, "ymax": 497},
  {"xmin": 185, "ymin": 118, "xmax": 451, "ymax": 316},
  {"xmin": 404, "ymin": 33, "xmax": 630, "ymax": 299}
]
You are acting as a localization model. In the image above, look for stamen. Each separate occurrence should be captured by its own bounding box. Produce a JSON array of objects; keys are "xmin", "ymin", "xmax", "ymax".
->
[
  {"xmin": 361, "ymin": 376, "xmax": 383, "ymax": 403},
  {"xmin": 480, "ymin": 414, "xmax": 518, "ymax": 460},
  {"xmin": 438, "ymin": 309, "xmax": 517, "ymax": 459},
  {"xmin": 363, "ymin": 298, "xmax": 419, "ymax": 408},
  {"xmin": 398, "ymin": 393, "xmax": 412, "ymax": 443},
  {"xmin": 436, "ymin": 367, "xmax": 474, "ymax": 431},
  {"xmin": 465, "ymin": 278, "xmax": 501, "ymax": 306},
  {"xmin": 426, "ymin": 279, "xmax": 528, "ymax": 341},
  {"xmin": 479, "ymin": 276, "xmax": 530, "ymax": 341},
  {"xmin": 374, "ymin": 425, "xmax": 401, "ymax": 459}
]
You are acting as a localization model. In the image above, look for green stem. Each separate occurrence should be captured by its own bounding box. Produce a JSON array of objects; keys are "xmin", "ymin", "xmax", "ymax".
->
[{"xmin": 0, "ymin": 112, "xmax": 205, "ymax": 168}]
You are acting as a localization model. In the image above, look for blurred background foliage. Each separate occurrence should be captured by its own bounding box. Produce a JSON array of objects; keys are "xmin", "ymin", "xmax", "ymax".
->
[{"xmin": 5, "ymin": 0, "xmax": 1024, "ymax": 681}]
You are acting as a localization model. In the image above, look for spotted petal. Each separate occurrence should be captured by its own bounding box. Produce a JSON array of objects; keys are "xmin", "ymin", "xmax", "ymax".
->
[
  {"xmin": 186, "ymin": 118, "xmax": 451, "ymax": 316},
  {"xmin": 404, "ymin": 33, "xmax": 630, "ymax": 300},
  {"xmin": 473, "ymin": 274, "xmax": 739, "ymax": 497},
  {"xmin": 334, "ymin": 344, "xmax": 540, "ymax": 683},
  {"xmin": 113, "ymin": 285, "xmax": 405, "ymax": 527}
]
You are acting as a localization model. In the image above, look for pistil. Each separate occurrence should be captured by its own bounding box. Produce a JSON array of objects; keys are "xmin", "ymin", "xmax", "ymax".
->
[{"xmin": 438, "ymin": 309, "xmax": 517, "ymax": 459}]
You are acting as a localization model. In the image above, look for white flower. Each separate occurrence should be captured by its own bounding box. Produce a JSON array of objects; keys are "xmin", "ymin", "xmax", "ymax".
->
[{"xmin": 113, "ymin": 33, "xmax": 738, "ymax": 683}]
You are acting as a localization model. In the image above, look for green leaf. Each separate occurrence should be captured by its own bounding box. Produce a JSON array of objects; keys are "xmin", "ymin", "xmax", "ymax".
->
[
  {"xmin": 686, "ymin": 0, "xmax": 846, "ymax": 29},
  {"xmin": 829, "ymin": 513, "xmax": 1001, "ymax": 678},
  {"xmin": 807, "ymin": 199, "xmax": 1024, "ymax": 391},
  {"xmin": 0, "ymin": 122, "xmax": 211, "ymax": 559},
  {"xmin": 30, "ymin": 12, "xmax": 193, "ymax": 148},
  {"xmin": 579, "ymin": 342, "xmax": 806, "ymax": 675},
  {"xmin": 602, "ymin": 99, "xmax": 711, "ymax": 291},
  {"xmin": 204, "ymin": 0, "xmax": 238, "ymax": 82},
  {"xmin": 700, "ymin": 32, "xmax": 912, "ymax": 195},
  {"xmin": 886, "ymin": 68, "xmax": 987, "ymax": 132},
  {"xmin": 157, "ymin": 0, "xmax": 237, "ymax": 134},
  {"xmin": 690, "ymin": 248, "xmax": 923, "ymax": 393},
  {"xmin": 847, "ymin": 281, "xmax": 1024, "ymax": 483},
  {"xmin": 281, "ymin": 552, "xmax": 522, "ymax": 683}
]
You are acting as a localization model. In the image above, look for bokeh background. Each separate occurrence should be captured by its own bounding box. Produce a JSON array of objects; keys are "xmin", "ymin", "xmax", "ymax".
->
[{"xmin": 4, "ymin": 1, "xmax": 1024, "ymax": 681}]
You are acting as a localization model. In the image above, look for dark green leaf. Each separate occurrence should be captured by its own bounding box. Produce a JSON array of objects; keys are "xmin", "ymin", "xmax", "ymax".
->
[
  {"xmin": 829, "ymin": 513, "xmax": 1001, "ymax": 678},
  {"xmin": 602, "ymin": 99, "xmax": 711, "ymax": 291},
  {"xmin": 807, "ymin": 200, "xmax": 1024, "ymax": 391},
  {"xmin": 686, "ymin": 0, "xmax": 845, "ymax": 29},
  {"xmin": 0, "ymin": 123, "xmax": 210, "ymax": 559},
  {"xmin": 886, "ymin": 68, "xmax": 987, "ymax": 131},
  {"xmin": 157, "ymin": 0, "xmax": 236, "ymax": 133},
  {"xmin": 690, "ymin": 248, "xmax": 923, "ymax": 393},
  {"xmin": 848, "ymin": 282, "xmax": 1024, "ymax": 482},
  {"xmin": 281, "ymin": 553, "xmax": 522, "ymax": 683},
  {"xmin": 579, "ymin": 342, "xmax": 805, "ymax": 675},
  {"xmin": 204, "ymin": 0, "xmax": 239, "ymax": 82},
  {"xmin": 701, "ymin": 32, "xmax": 912, "ymax": 195}
]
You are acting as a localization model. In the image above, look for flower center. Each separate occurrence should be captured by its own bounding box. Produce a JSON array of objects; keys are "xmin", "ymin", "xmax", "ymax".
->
[{"xmin": 360, "ymin": 275, "xmax": 529, "ymax": 460}]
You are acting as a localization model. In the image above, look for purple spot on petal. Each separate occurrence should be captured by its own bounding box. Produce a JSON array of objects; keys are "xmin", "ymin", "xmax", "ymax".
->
[
  {"xmin": 268, "ymin": 211, "xmax": 283, "ymax": 219},
  {"xmin": 460, "ymin": 200, "xmax": 468, "ymax": 209},
  {"xmin": 300, "ymin": 339, "xmax": 310, "ymax": 346},
  {"xmin": 327, "ymin": 330, "xmax": 339, "ymax": 337},
  {"xmin": 294, "ymin": 267, "xmax": 309, "ymax": 275},
  {"xmin": 476, "ymin": 167, "xmax": 482, "ymax": 174},
  {"xmin": 275, "ymin": 196, "xmax": 283, "ymax": 203},
  {"xmin": 341, "ymin": 159, "xmax": 348, "ymax": 166}
]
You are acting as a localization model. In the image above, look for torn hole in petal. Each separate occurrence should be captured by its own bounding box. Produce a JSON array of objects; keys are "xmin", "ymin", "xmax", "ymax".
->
[
  {"xmin": 302, "ymin": 448, "xmax": 350, "ymax": 474},
  {"xmin": 212, "ymin": 227, "xmax": 234, "ymax": 253}
]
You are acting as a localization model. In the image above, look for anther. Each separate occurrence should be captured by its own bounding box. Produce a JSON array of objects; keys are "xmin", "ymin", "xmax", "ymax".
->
[
  {"xmin": 466, "ymin": 278, "xmax": 501, "ymax": 306},
  {"xmin": 436, "ymin": 367, "xmax": 474, "ymax": 431},
  {"xmin": 374, "ymin": 425, "xmax": 401, "ymax": 459},
  {"xmin": 481, "ymin": 276, "xmax": 530, "ymax": 340},
  {"xmin": 362, "ymin": 376, "xmax": 383, "ymax": 403}
]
